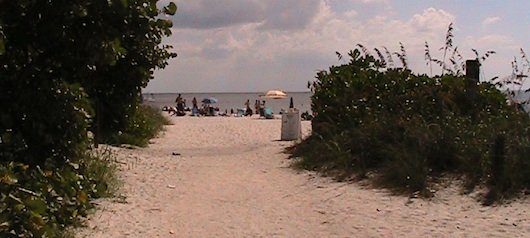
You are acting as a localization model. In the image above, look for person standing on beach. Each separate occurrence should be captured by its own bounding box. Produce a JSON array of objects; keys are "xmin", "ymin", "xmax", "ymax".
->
[
  {"xmin": 191, "ymin": 97, "xmax": 199, "ymax": 115},
  {"xmin": 175, "ymin": 94, "xmax": 182, "ymax": 104},
  {"xmin": 244, "ymin": 99, "xmax": 253, "ymax": 116},
  {"xmin": 192, "ymin": 97, "xmax": 198, "ymax": 109},
  {"xmin": 254, "ymin": 100, "xmax": 260, "ymax": 116}
]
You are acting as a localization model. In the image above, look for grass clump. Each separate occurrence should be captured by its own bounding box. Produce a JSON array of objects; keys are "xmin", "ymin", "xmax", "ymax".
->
[
  {"xmin": 102, "ymin": 104, "xmax": 171, "ymax": 147},
  {"xmin": 291, "ymin": 44, "xmax": 530, "ymax": 203}
]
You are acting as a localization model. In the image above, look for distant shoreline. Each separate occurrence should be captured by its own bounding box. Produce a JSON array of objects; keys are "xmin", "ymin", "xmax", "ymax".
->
[{"xmin": 142, "ymin": 91, "xmax": 312, "ymax": 95}]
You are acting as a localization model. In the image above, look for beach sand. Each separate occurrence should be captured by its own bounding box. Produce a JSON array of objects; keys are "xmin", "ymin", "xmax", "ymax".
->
[{"xmin": 77, "ymin": 115, "xmax": 529, "ymax": 238}]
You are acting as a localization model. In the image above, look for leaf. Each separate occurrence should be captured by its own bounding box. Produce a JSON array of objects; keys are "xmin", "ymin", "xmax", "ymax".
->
[
  {"xmin": 0, "ymin": 36, "xmax": 5, "ymax": 55},
  {"xmin": 78, "ymin": 191, "xmax": 87, "ymax": 203},
  {"xmin": 357, "ymin": 44, "xmax": 369, "ymax": 56},
  {"xmin": 164, "ymin": 2, "xmax": 177, "ymax": 15},
  {"xmin": 335, "ymin": 51, "xmax": 342, "ymax": 61},
  {"xmin": 26, "ymin": 198, "xmax": 47, "ymax": 215}
]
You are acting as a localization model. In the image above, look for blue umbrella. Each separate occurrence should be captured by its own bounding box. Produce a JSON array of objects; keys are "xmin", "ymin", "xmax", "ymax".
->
[{"xmin": 202, "ymin": 97, "xmax": 218, "ymax": 104}]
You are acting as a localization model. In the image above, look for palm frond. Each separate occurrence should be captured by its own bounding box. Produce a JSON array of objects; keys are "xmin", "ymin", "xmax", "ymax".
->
[
  {"xmin": 472, "ymin": 49, "xmax": 480, "ymax": 60},
  {"xmin": 383, "ymin": 46, "xmax": 394, "ymax": 68},
  {"xmin": 481, "ymin": 50, "xmax": 496, "ymax": 62},
  {"xmin": 357, "ymin": 44, "xmax": 370, "ymax": 56},
  {"xmin": 398, "ymin": 42, "xmax": 408, "ymax": 69},
  {"xmin": 424, "ymin": 41, "xmax": 432, "ymax": 63},
  {"xmin": 374, "ymin": 48, "xmax": 387, "ymax": 67},
  {"xmin": 336, "ymin": 51, "xmax": 343, "ymax": 61}
]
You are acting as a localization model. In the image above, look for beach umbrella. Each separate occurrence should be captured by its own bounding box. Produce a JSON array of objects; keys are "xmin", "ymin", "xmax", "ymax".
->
[
  {"xmin": 263, "ymin": 90, "xmax": 287, "ymax": 99},
  {"xmin": 201, "ymin": 97, "xmax": 218, "ymax": 104}
]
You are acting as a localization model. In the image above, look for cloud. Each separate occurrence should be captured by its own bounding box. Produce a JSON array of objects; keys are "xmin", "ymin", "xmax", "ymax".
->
[
  {"xmin": 351, "ymin": 0, "xmax": 388, "ymax": 3},
  {"xmin": 409, "ymin": 8, "xmax": 455, "ymax": 33},
  {"xmin": 258, "ymin": 0, "xmax": 321, "ymax": 30},
  {"xmin": 464, "ymin": 34, "xmax": 514, "ymax": 49},
  {"xmin": 170, "ymin": 0, "xmax": 321, "ymax": 30},
  {"xmin": 482, "ymin": 16, "xmax": 501, "ymax": 26},
  {"xmin": 149, "ymin": 2, "xmax": 517, "ymax": 93},
  {"xmin": 170, "ymin": 0, "xmax": 264, "ymax": 29},
  {"xmin": 156, "ymin": 4, "xmax": 458, "ymax": 91}
]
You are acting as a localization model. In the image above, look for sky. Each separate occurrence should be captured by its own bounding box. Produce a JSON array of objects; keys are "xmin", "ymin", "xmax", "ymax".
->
[{"xmin": 145, "ymin": 0, "xmax": 530, "ymax": 93}]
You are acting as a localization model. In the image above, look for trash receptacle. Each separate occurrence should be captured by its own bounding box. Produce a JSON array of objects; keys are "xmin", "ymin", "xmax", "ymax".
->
[{"xmin": 281, "ymin": 109, "xmax": 301, "ymax": 141}]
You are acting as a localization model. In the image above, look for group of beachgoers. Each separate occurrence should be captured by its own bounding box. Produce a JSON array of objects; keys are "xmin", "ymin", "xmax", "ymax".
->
[
  {"xmin": 248, "ymin": 99, "xmax": 274, "ymax": 118},
  {"xmin": 161, "ymin": 94, "xmax": 274, "ymax": 118},
  {"xmin": 162, "ymin": 94, "xmax": 215, "ymax": 116}
]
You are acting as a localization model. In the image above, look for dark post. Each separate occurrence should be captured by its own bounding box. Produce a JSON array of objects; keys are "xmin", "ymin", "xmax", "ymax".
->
[
  {"xmin": 465, "ymin": 60, "xmax": 480, "ymax": 120},
  {"xmin": 484, "ymin": 134, "xmax": 506, "ymax": 205},
  {"xmin": 465, "ymin": 59, "xmax": 480, "ymax": 87}
]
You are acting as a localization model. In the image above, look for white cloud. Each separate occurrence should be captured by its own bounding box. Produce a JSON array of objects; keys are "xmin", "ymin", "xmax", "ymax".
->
[
  {"xmin": 350, "ymin": 0, "xmax": 388, "ymax": 3},
  {"xmin": 464, "ymin": 34, "xmax": 514, "ymax": 49},
  {"xmin": 169, "ymin": 0, "xmax": 321, "ymax": 30},
  {"xmin": 157, "ymin": 4, "xmax": 457, "ymax": 91},
  {"xmin": 409, "ymin": 8, "xmax": 455, "ymax": 33},
  {"xmin": 482, "ymin": 16, "xmax": 501, "ymax": 26},
  {"xmin": 149, "ymin": 2, "xmax": 517, "ymax": 92}
]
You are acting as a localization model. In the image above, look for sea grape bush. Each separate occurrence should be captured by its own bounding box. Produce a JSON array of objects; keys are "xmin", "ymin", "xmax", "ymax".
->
[
  {"xmin": 0, "ymin": 0, "xmax": 175, "ymax": 236},
  {"xmin": 0, "ymin": 152, "xmax": 117, "ymax": 237},
  {"xmin": 292, "ymin": 47, "xmax": 530, "ymax": 201}
]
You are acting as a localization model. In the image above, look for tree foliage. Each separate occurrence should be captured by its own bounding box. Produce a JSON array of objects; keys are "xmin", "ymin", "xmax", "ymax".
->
[
  {"xmin": 1, "ymin": 0, "xmax": 176, "ymax": 161},
  {"xmin": 0, "ymin": 0, "xmax": 176, "ymax": 236}
]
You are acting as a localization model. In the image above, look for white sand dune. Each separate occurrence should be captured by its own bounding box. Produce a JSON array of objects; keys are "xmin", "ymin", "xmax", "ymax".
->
[{"xmin": 78, "ymin": 116, "xmax": 529, "ymax": 238}]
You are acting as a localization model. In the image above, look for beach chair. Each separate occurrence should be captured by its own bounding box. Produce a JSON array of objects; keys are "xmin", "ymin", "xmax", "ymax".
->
[
  {"xmin": 264, "ymin": 107, "xmax": 274, "ymax": 119},
  {"xmin": 236, "ymin": 108, "xmax": 245, "ymax": 117}
]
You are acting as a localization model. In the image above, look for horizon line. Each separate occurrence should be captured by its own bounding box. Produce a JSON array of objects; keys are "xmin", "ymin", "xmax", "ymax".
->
[{"xmin": 142, "ymin": 90, "xmax": 312, "ymax": 94}]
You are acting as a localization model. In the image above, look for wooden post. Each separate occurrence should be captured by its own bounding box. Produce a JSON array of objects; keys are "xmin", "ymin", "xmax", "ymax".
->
[
  {"xmin": 465, "ymin": 60, "xmax": 480, "ymax": 84},
  {"xmin": 465, "ymin": 60, "xmax": 480, "ymax": 120},
  {"xmin": 484, "ymin": 134, "xmax": 506, "ymax": 205}
]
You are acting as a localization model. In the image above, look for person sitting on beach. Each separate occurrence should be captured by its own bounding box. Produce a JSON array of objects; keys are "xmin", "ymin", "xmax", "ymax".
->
[
  {"xmin": 175, "ymin": 94, "xmax": 185, "ymax": 114},
  {"xmin": 162, "ymin": 106, "xmax": 179, "ymax": 116},
  {"xmin": 259, "ymin": 100, "xmax": 266, "ymax": 117}
]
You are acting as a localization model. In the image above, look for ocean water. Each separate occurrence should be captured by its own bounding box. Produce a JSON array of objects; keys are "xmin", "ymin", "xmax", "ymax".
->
[{"xmin": 142, "ymin": 92, "xmax": 312, "ymax": 114}]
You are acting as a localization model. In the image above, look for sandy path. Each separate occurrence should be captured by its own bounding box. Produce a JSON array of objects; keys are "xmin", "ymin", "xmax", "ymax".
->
[{"xmin": 78, "ymin": 116, "xmax": 529, "ymax": 237}]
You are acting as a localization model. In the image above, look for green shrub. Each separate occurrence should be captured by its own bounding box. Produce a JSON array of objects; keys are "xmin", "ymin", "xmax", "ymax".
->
[
  {"xmin": 0, "ymin": 150, "xmax": 117, "ymax": 237},
  {"xmin": 102, "ymin": 105, "xmax": 170, "ymax": 147},
  {"xmin": 292, "ymin": 47, "xmax": 530, "ymax": 201},
  {"xmin": 0, "ymin": 0, "xmax": 176, "ymax": 235}
]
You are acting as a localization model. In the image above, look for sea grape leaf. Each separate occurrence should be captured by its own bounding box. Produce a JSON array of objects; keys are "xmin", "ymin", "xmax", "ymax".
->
[{"xmin": 164, "ymin": 2, "xmax": 177, "ymax": 15}]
